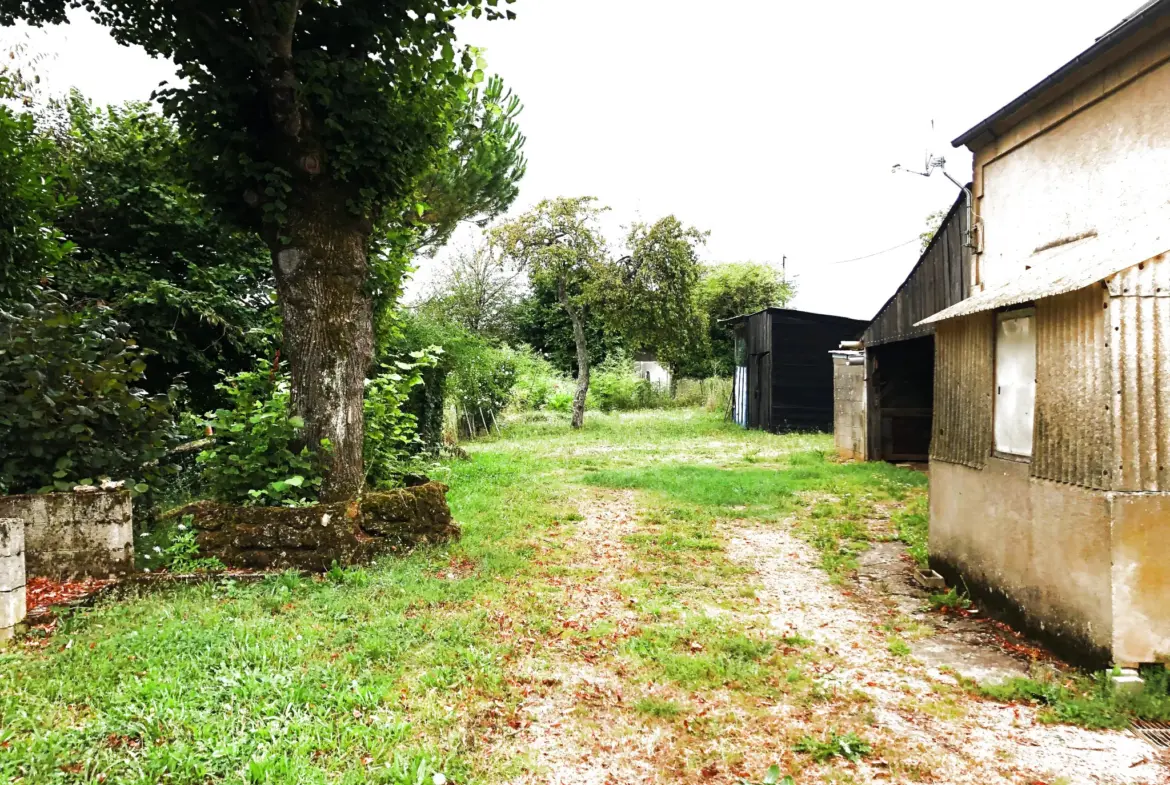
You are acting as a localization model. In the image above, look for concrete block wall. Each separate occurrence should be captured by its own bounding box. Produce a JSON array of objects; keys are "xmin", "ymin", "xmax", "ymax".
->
[
  {"xmin": 0, "ymin": 518, "xmax": 25, "ymax": 642},
  {"xmin": 0, "ymin": 490, "xmax": 133, "ymax": 580}
]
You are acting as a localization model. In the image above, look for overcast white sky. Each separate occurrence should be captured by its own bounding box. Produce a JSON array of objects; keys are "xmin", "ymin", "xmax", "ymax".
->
[{"xmin": 6, "ymin": 1, "xmax": 1136, "ymax": 319}]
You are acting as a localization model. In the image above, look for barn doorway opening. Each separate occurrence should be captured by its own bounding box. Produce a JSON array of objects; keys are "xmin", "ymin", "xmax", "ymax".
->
[{"xmin": 869, "ymin": 336, "xmax": 935, "ymax": 462}]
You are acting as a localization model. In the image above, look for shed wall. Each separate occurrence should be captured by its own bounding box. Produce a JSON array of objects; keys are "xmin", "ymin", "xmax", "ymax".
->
[
  {"xmin": 973, "ymin": 44, "xmax": 1170, "ymax": 290},
  {"xmin": 931, "ymin": 314, "xmax": 994, "ymax": 468},
  {"xmin": 771, "ymin": 314, "xmax": 856, "ymax": 431}
]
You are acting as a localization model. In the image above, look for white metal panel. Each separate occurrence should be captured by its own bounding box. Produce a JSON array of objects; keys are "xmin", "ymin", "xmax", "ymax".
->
[
  {"xmin": 995, "ymin": 310, "xmax": 1037, "ymax": 457},
  {"xmin": 734, "ymin": 366, "xmax": 748, "ymax": 427}
]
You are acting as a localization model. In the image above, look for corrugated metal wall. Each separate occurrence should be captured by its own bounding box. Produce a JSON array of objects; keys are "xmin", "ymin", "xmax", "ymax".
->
[
  {"xmin": 1108, "ymin": 256, "xmax": 1170, "ymax": 491},
  {"xmin": 930, "ymin": 257, "xmax": 1170, "ymax": 491},
  {"xmin": 1033, "ymin": 287, "xmax": 1113, "ymax": 489},
  {"xmin": 931, "ymin": 314, "xmax": 994, "ymax": 468},
  {"xmin": 863, "ymin": 192, "xmax": 970, "ymax": 347}
]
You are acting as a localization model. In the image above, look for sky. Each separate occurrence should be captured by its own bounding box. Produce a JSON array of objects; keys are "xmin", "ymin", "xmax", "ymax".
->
[{"xmin": 5, "ymin": 1, "xmax": 1138, "ymax": 319}]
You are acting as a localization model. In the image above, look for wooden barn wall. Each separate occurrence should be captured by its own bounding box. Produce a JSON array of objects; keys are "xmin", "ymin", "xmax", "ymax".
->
[
  {"xmin": 1033, "ymin": 287, "xmax": 1114, "ymax": 490},
  {"xmin": 744, "ymin": 312, "xmax": 773, "ymax": 431},
  {"xmin": 863, "ymin": 193, "xmax": 970, "ymax": 347},
  {"xmin": 931, "ymin": 313, "xmax": 994, "ymax": 468}
]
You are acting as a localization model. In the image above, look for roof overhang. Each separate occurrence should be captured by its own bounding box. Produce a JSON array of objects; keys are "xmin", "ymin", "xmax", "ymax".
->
[
  {"xmin": 917, "ymin": 214, "xmax": 1170, "ymax": 325},
  {"xmin": 953, "ymin": 0, "xmax": 1170, "ymax": 150}
]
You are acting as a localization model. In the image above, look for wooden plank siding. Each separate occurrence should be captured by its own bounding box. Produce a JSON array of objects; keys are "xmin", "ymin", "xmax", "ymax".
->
[{"xmin": 863, "ymin": 192, "xmax": 971, "ymax": 347}]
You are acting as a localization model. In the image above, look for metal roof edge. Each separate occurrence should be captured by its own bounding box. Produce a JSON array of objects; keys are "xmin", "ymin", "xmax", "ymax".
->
[{"xmin": 952, "ymin": 0, "xmax": 1170, "ymax": 149}]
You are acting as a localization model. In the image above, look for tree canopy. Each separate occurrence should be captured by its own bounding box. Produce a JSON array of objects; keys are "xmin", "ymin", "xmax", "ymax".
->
[
  {"xmin": 44, "ymin": 93, "xmax": 275, "ymax": 409},
  {"xmin": 594, "ymin": 215, "xmax": 708, "ymax": 374},
  {"xmin": 693, "ymin": 261, "xmax": 796, "ymax": 376}
]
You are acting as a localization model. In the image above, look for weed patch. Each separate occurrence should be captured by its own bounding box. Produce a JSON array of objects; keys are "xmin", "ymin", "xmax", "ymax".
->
[{"xmin": 794, "ymin": 729, "xmax": 873, "ymax": 763}]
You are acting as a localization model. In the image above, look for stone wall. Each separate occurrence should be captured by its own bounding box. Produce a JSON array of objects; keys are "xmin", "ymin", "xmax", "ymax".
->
[
  {"xmin": 0, "ymin": 490, "xmax": 134, "ymax": 580},
  {"xmin": 179, "ymin": 482, "xmax": 459, "ymax": 572},
  {"xmin": 0, "ymin": 518, "xmax": 25, "ymax": 642}
]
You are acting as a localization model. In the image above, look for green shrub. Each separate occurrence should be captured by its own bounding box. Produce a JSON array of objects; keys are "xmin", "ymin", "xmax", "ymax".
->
[
  {"xmin": 196, "ymin": 367, "xmax": 327, "ymax": 507},
  {"xmin": 547, "ymin": 391, "xmax": 574, "ymax": 413},
  {"xmin": 196, "ymin": 353, "xmax": 437, "ymax": 505},
  {"xmin": 364, "ymin": 351, "xmax": 438, "ymax": 490},
  {"xmin": 588, "ymin": 351, "xmax": 671, "ymax": 413},
  {"xmin": 508, "ymin": 346, "xmax": 568, "ymax": 412},
  {"xmin": 0, "ymin": 288, "xmax": 179, "ymax": 495}
]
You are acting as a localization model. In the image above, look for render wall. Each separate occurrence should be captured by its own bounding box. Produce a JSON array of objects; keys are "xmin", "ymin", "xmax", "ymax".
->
[
  {"xmin": 1110, "ymin": 493, "xmax": 1170, "ymax": 665},
  {"xmin": 0, "ymin": 491, "xmax": 133, "ymax": 580},
  {"xmin": 930, "ymin": 458, "xmax": 1115, "ymax": 665},
  {"xmin": 832, "ymin": 356, "xmax": 866, "ymax": 460},
  {"xmin": 972, "ymin": 39, "xmax": 1170, "ymax": 290}
]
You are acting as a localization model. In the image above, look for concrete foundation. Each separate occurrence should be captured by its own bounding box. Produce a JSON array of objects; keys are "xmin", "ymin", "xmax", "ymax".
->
[
  {"xmin": 930, "ymin": 458, "xmax": 1170, "ymax": 667},
  {"xmin": 0, "ymin": 490, "xmax": 133, "ymax": 580},
  {"xmin": 0, "ymin": 518, "xmax": 25, "ymax": 642}
]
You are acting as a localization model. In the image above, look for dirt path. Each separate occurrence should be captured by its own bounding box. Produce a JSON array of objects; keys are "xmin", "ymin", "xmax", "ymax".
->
[
  {"xmin": 501, "ymin": 490, "xmax": 656, "ymax": 785},
  {"xmin": 496, "ymin": 487, "xmax": 1168, "ymax": 785},
  {"xmin": 728, "ymin": 522, "xmax": 1169, "ymax": 785}
]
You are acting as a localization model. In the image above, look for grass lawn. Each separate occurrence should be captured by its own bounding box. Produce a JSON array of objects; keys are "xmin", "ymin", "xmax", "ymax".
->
[{"xmin": 2, "ymin": 409, "xmax": 1164, "ymax": 784}]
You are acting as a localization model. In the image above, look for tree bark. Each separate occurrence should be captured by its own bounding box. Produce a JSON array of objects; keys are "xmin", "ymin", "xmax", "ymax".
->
[
  {"xmin": 562, "ymin": 291, "xmax": 590, "ymax": 430},
  {"xmin": 270, "ymin": 187, "xmax": 373, "ymax": 502}
]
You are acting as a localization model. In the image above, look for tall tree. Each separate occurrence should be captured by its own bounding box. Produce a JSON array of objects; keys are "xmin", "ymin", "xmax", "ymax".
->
[
  {"xmin": 512, "ymin": 276, "xmax": 624, "ymax": 375},
  {"xmin": 594, "ymin": 215, "xmax": 708, "ymax": 376},
  {"xmin": 2, "ymin": 0, "xmax": 514, "ymax": 501},
  {"xmin": 493, "ymin": 197, "xmax": 607, "ymax": 428}
]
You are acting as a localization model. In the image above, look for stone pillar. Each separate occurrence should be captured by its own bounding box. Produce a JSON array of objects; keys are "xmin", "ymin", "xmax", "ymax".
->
[{"xmin": 0, "ymin": 518, "xmax": 25, "ymax": 643}]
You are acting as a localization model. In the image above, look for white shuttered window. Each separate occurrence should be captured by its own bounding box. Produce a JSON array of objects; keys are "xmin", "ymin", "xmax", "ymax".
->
[{"xmin": 995, "ymin": 309, "xmax": 1036, "ymax": 458}]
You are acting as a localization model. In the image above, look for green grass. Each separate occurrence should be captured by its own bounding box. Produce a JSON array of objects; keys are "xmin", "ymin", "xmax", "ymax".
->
[
  {"xmin": 976, "ymin": 667, "xmax": 1170, "ymax": 729},
  {"xmin": 633, "ymin": 696, "xmax": 685, "ymax": 718},
  {"xmin": 892, "ymin": 493, "xmax": 929, "ymax": 569},
  {"xmin": 6, "ymin": 407, "xmax": 1117, "ymax": 783}
]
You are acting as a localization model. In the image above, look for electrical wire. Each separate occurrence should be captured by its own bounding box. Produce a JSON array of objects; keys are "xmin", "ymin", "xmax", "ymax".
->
[{"xmin": 821, "ymin": 236, "xmax": 921, "ymax": 265}]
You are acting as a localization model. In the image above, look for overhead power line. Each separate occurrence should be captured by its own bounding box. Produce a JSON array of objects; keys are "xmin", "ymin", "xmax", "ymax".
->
[{"xmin": 822, "ymin": 236, "xmax": 920, "ymax": 266}]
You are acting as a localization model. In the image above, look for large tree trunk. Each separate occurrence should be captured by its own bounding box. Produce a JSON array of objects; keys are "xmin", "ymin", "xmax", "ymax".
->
[
  {"xmin": 271, "ymin": 188, "xmax": 373, "ymax": 502},
  {"xmin": 565, "ymin": 299, "xmax": 590, "ymax": 430}
]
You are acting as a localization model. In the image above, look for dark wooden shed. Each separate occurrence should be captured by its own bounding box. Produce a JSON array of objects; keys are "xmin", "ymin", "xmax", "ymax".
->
[
  {"xmin": 831, "ymin": 191, "xmax": 972, "ymax": 462},
  {"xmin": 729, "ymin": 308, "xmax": 868, "ymax": 432}
]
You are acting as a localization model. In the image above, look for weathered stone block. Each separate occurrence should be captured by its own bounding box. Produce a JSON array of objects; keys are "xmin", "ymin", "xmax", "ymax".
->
[
  {"xmin": 0, "ymin": 586, "xmax": 26, "ymax": 641},
  {"xmin": 0, "ymin": 518, "xmax": 25, "ymax": 642},
  {"xmin": 0, "ymin": 518, "xmax": 23, "ymax": 558},
  {"xmin": 0, "ymin": 491, "xmax": 134, "ymax": 580},
  {"xmin": 176, "ymin": 482, "xmax": 458, "ymax": 572}
]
